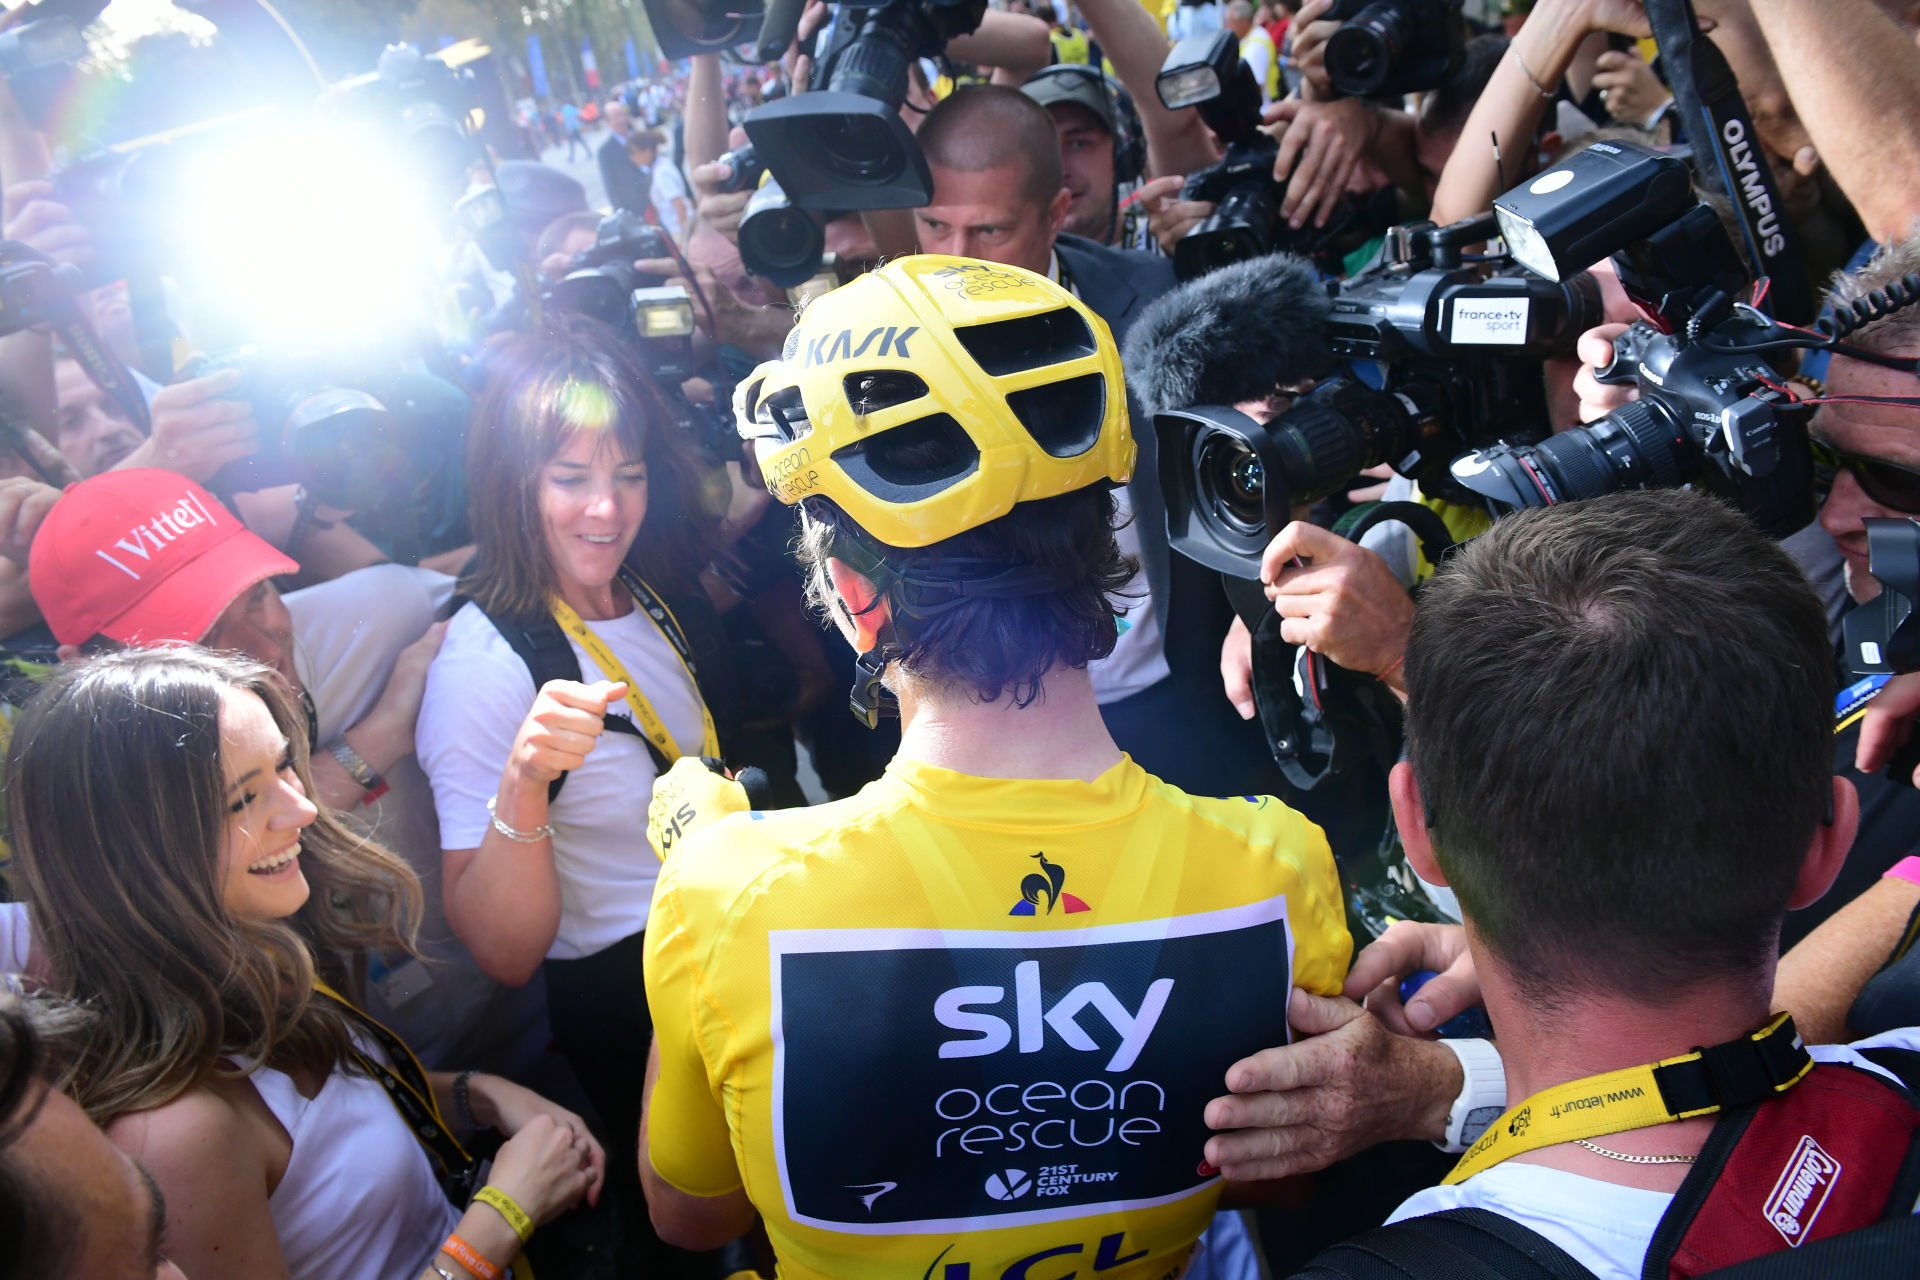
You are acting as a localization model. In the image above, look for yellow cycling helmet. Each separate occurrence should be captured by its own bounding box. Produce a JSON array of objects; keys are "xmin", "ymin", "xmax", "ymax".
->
[{"xmin": 733, "ymin": 254, "xmax": 1135, "ymax": 550}]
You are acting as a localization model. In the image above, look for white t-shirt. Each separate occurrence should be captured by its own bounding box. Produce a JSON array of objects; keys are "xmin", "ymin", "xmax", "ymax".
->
[
  {"xmin": 1389, "ymin": 1028, "xmax": 1920, "ymax": 1280},
  {"xmin": 1092, "ymin": 487, "xmax": 1173, "ymax": 705},
  {"xmin": 650, "ymin": 158, "xmax": 693, "ymax": 241},
  {"xmin": 418, "ymin": 599, "xmax": 708, "ymax": 959},
  {"xmin": 287, "ymin": 565, "xmax": 550, "ymax": 1078},
  {"xmin": 0, "ymin": 901, "xmax": 28, "ymax": 975}
]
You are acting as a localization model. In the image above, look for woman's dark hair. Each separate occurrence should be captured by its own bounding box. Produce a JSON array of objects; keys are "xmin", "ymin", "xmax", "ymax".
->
[
  {"xmin": 796, "ymin": 484, "xmax": 1138, "ymax": 707},
  {"xmin": 462, "ymin": 315, "xmax": 719, "ymax": 620}
]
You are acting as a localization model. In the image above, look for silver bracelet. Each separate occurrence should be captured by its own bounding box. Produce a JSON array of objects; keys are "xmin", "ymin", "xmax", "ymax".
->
[
  {"xmin": 1511, "ymin": 43, "xmax": 1558, "ymax": 101},
  {"xmin": 486, "ymin": 795, "xmax": 553, "ymax": 844},
  {"xmin": 430, "ymin": 1265, "xmax": 461, "ymax": 1280}
]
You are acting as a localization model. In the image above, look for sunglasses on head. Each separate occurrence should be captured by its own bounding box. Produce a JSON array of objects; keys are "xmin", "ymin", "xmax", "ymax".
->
[{"xmin": 1815, "ymin": 440, "xmax": 1920, "ymax": 515}]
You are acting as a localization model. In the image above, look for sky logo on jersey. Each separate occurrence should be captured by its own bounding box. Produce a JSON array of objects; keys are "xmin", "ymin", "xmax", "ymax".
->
[
  {"xmin": 770, "ymin": 899, "xmax": 1294, "ymax": 1234},
  {"xmin": 1009, "ymin": 853, "xmax": 1090, "ymax": 916}
]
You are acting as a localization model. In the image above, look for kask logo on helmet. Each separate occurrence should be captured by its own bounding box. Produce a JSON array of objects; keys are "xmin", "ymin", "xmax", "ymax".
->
[{"xmin": 799, "ymin": 325, "xmax": 917, "ymax": 368}]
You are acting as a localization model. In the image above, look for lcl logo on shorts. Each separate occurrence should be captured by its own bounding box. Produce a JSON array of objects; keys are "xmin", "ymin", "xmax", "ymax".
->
[{"xmin": 1764, "ymin": 1135, "xmax": 1842, "ymax": 1246}]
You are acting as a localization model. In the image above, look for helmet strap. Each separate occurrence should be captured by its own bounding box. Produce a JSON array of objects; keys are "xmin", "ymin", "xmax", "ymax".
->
[{"xmin": 848, "ymin": 647, "xmax": 900, "ymax": 729}]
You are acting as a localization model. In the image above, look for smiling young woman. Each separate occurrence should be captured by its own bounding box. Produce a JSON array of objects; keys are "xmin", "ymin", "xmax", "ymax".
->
[{"xmin": 7, "ymin": 649, "xmax": 604, "ymax": 1280}]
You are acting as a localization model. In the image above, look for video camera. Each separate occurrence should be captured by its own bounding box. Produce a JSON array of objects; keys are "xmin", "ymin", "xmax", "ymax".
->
[
  {"xmin": 1156, "ymin": 30, "xmax": 1393, "ymax": 281},
  {"xmin": 1320, "ymin": 0, "xmax": 1465, "ymax": 99},
  {"xmin": 1450, "ymin": 140, "xmax": 1815, "ymax": 538},
  {"xmin": 1154, "ymin": 218, "xmax": 1600, "ymax": 579}
]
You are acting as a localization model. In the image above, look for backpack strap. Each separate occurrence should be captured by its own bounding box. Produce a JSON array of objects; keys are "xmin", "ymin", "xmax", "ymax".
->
[
  {"xmin": 1678, "ymin": 1215, "xmax": 1920, "ymax": 1278},
  {"xmin": 472, "ymin": 601, "xmax": 663, "ymax": 805},
  {"xmin": 1288, "ymin": 1208, "xmax": 1601, "ymax": 1280},
  {"xmin": 1644, "ymin": 1062, "xmax": 1920, "ymax": 1280}
]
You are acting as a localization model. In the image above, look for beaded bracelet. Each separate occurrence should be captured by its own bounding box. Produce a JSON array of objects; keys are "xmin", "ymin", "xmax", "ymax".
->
[
  {"xmin": 452, "ymin": 1070, "xmax": 480, "ymax": 1130},
  {"xmin": 486, "ymin": 796, "xmax": 553, "ymax": 844}
]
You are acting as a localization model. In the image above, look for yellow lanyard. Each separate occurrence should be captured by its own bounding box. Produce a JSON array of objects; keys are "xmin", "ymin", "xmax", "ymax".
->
[
  {"xmin": 1445, "ymin": 1012, "xmax": 1813, "ymax": 1185},
  {"xmin": 548, "ymin": 576, "xmax": 720, "ymax": 766}
]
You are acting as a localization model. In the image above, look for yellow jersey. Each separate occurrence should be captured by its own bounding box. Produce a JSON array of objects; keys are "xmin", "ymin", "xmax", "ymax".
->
[{"xmin": 645, "ymin": 755, "xmax": 1351, "ymax": 1279}]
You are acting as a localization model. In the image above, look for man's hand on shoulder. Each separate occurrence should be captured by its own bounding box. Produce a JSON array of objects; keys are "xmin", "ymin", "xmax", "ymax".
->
[{"xmin": 1203, "ymin": 988, "xmax": 1462, "ymax": 1181}]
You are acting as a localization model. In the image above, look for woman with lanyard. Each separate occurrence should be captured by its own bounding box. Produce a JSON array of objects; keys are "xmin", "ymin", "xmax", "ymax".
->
[
  {"xmin": 417, "ymin": 317, "xmax": 727, "ymax": 1269},
  {"xmin": 8, "ymin": 648, "xmax": 602, "ymax": 1280}
]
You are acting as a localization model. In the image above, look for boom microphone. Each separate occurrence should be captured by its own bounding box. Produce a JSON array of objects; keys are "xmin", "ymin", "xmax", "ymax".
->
[{"xmin": 1123, "ymin": 253, "xmax": 1334, "ymax": 416}]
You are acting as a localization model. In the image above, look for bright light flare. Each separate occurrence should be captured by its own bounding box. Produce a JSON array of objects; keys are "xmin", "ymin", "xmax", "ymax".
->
[{"xmin": 172, "ymin": 121, "xmax": 443, "ymax": 350}]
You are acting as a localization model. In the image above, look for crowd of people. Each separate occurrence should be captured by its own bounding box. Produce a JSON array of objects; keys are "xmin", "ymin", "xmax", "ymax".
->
[{"xmin": 4, "ymin": 0, "xmax": 1920, "ymax": 1278}]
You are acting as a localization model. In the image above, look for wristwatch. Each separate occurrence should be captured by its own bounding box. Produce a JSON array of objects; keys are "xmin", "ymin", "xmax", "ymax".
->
[
  {"xmin": 328, "ymin": 739, "xmax": 388, "ymax": 804},
  {"xmin": 1433, "ymin": 1037, "xmax": 1508, "ymax": 1153}
]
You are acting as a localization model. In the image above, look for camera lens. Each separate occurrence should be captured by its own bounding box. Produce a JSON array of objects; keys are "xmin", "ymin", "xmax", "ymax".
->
[
  {"xmin": 1451, "ymin": 399, "xmax": 1690, "ymax": 510},
  {"xmin": 1197, "ymin": 431, "xmax": 1270, "ymax": 539},
  {"xmin": 1324, "ymin": 4, "xmax": 1406, "ymax": 97},
  {"xmin": 816, "ymin": 114, "xmax": 907, "ymax": 183},
  {"xmin": 739, "ymin": 185, "xmax": 827, "ymax": 288}
]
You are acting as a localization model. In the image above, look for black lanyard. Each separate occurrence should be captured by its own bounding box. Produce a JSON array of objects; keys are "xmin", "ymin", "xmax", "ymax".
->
[{"xmin": 311, "ymin": 981, "xmax": 478, "ymax": 1202}]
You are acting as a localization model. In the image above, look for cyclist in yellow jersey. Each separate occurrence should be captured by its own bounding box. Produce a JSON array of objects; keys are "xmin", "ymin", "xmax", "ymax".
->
[{"xmin": 639, "ymin": 256, "xmax": 1352, "ymax": 1279}]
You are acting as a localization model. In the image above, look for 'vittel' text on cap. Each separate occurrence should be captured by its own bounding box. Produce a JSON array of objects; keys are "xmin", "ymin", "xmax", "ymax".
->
[{"xmin": 94, "ymin": 490, "xmax": 221, "ymax": 581}]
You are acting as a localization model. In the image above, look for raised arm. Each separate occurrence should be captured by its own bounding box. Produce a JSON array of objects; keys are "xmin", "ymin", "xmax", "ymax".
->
[
  {"xmin": 1744, "ymin": 0, "xmax": 1920, "ymax": 244},
  {"xmin": 1430, "ymin": 0, "xmax": 1651, "ymax": 225},
  {"xmin": 1075, "ymin": 0, "xmax": 1219, "ymax": 176}
]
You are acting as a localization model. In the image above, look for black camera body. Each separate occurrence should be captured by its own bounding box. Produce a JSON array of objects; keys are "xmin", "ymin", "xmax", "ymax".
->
[
  {"xmin": 1176, "ymin": 139, "xmax": 1319, "ymax": 282},
  {"xmin": 0, "ymin": 240, "xmax": 81, "ymax": 336},
  {"xmin": 544, "ymin": 211, "xmax": 700, "ymax": 380},
  {"xmin": 1157, "ymin": 218, "xmax": 1600, "ymax": 579},
  {"xmin": 1321, "ymin": 0, "xmax": 1465, "ymax": 98},
  {"xmin": 1159, "ymin": 30, "xmax": 1395, "ymax": 280},
  {"xmin": 1451, "ymin": 140, "xmax": 1816, "ymax": 537},
  {"xmin": 741, "ymin": 0, "xmax": 987, "ymax": 213},
  {"xmin": 547, "ymin": 210, "xmax": 678, "ymax": 322}
]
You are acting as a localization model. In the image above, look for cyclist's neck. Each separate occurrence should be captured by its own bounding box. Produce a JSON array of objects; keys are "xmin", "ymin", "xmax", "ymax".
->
[{"xmin": 894, "ymin": 664, "xmax": 1124, "ymax": 783}]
